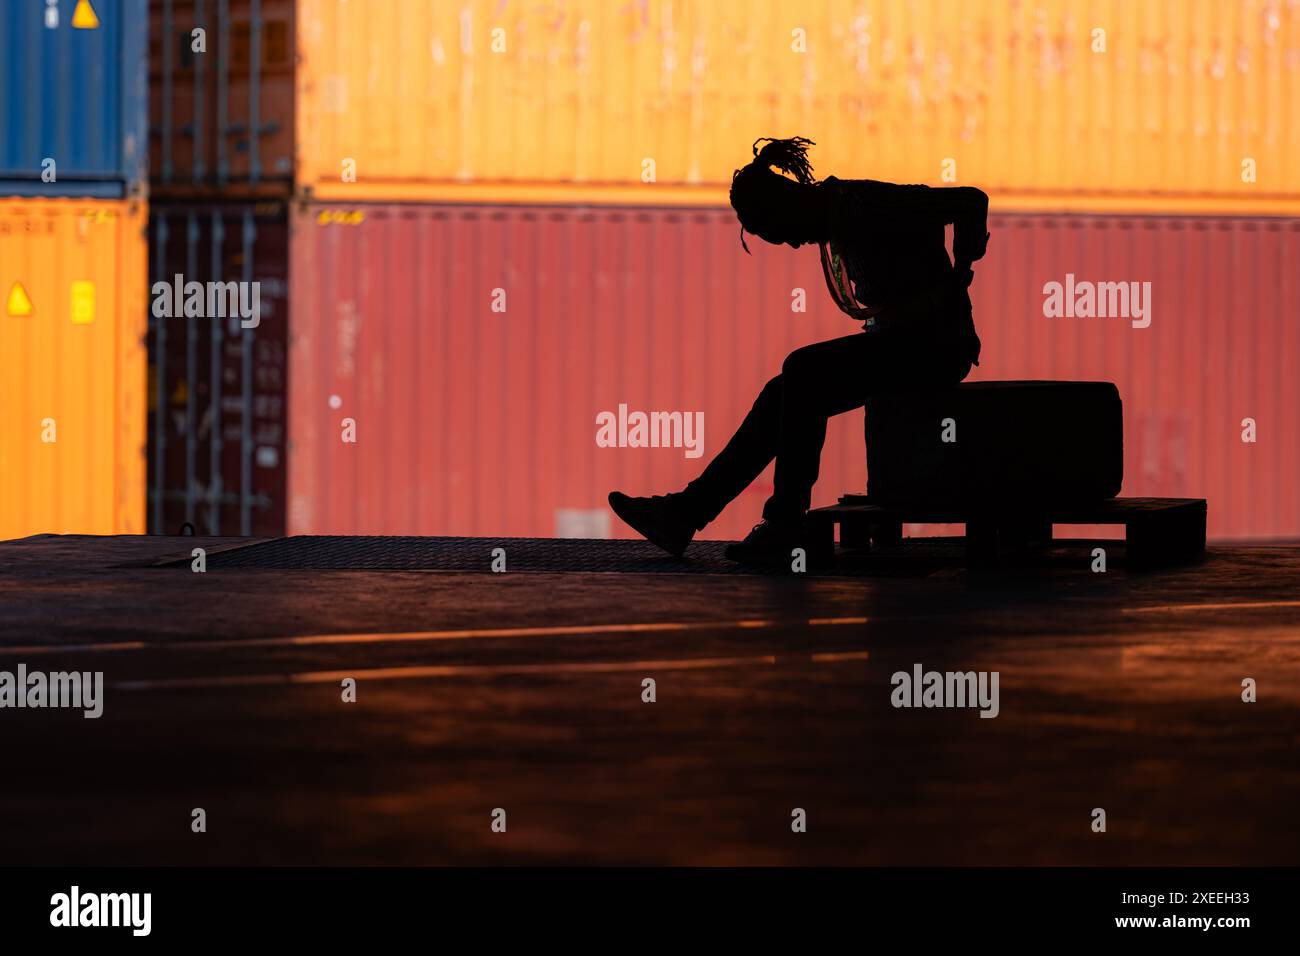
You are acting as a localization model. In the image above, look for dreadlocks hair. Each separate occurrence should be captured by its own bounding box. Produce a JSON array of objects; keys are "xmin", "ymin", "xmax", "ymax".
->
[
  {"xmin": 750, "ymin": 136, "xmax": 818, "ymax": 184},
  {"xmin": 730, "ymin": 136, "xmax": 818, "ymax": 253}
]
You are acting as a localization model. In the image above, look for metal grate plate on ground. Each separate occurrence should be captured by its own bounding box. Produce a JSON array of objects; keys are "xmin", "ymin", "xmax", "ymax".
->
[{"xmin": 163, "ymin": 535, "xmax": 964, "ymax": 576}]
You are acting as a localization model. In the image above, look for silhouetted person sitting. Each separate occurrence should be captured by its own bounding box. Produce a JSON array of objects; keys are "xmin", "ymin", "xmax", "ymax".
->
[{"xmin": 610, "ymin": 136, "xmax": 990, "ymax": 564}]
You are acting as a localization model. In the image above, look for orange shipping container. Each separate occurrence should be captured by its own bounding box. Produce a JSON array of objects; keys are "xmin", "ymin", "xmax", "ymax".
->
[
  {"xmin": 0, "ymin": 199, "xmax": 148, "ymax": 539},
  {"xmin": 296, "ymin": 0, "xmax": 1300, "ymax": 213}
]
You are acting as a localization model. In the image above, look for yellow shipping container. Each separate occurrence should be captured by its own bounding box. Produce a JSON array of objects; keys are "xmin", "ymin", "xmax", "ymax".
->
[
  {"xmin": 0, "ymin": 199, "xmax": 147, "ymax": 539},
  {"xmin": 296, "ymin": 0, "xmax": 1300, "ymax": 213}
]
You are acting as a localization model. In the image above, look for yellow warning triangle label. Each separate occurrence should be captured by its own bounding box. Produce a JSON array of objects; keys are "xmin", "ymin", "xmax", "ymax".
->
[
  {"xmin": 6, "ymin": 282, "xmax": 33, "ymax": 316},
  {"xmin": 71, "ymin": 0, "xmax": 100, "ymax": 29}
]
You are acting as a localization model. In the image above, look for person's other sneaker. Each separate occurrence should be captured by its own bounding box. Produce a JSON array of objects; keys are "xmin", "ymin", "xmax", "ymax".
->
[
  {"xmin": 723, "ymin": 519, "xmax": 805, "ymax": 566},
  {"xmin": 608, "ymin": 492, "xmax": 696, "ymax": 557}
]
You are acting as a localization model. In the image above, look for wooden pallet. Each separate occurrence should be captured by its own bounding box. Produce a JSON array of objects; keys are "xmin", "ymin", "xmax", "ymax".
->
[{"xmin": 806, "ymin": 496, "xmax": 1207, "ymax": 568}]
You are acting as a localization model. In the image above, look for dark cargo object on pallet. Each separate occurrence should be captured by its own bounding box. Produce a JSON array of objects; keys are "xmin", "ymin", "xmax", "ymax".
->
[
  {"xmin": 865, "ymin": 381, "xmax": 1124, "ymax": 507},
  {"xmin": 814, "ymin": 380, "xmax": 1205, "ymax": 568}
]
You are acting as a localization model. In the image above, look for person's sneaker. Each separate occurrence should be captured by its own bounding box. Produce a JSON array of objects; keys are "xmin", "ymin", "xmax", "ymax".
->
[
  {"xmin": 723, "ymin": 519, "xmax": 805, "ymax": 565},
  {"xmin": 608, "ymin": 492, "xmax": 696, "ymax": 557}
]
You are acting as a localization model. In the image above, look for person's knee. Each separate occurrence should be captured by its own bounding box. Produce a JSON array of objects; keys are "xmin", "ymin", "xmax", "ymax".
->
[
  {"xmin": 781, "ymin": 344, "xmax": 819, "ymax": 384},
  {"xmin": 746, "ymin": 373, "xmax": 782, "ymax": 414}
]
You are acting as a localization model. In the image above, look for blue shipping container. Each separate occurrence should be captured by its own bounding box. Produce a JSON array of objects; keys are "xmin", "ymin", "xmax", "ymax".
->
[{"xmin": 0, "ymin": 0, "xmax": 148, "ymax": 197}]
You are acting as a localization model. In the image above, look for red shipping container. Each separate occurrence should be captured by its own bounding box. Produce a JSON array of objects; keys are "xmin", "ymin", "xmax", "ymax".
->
[{"xmin": 289, "ymin": 204, "xmax": 1300, "ymax": 543}]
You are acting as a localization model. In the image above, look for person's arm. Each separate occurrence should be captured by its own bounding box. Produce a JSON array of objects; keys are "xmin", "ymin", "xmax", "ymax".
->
[
  {"xmin": 946, "ymin": 185, "xmax": 990, "ymax": 282},
  {"xmin": 834, "ymin": 178, "xmax": 990, "ymax": 280}
]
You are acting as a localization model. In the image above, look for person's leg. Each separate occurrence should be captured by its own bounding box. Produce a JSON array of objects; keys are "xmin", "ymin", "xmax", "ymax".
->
[
  {"xmin": 761, "ymin": 333, "xmax": 876, "ymax": 523},
  {"xmin": 607, "ymin": 342, "xmax": 853, "ymax": 555},
  {"xmin": 673, "ymin": 374, "xmax": 784, "ymax": 529},
  {"xmin": 609, "ymin": 331, "xmax": 957, "ymax": 557},
  {"xmin": 680, "ymin": 332, "xmax": 880, "ymax": 527},
  {"xmin": 608, "ymin": 370, "xmax": 788, "ymax": 556}
]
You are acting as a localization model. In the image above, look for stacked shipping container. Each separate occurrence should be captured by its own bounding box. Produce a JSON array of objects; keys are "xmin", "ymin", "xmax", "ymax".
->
[
  {"xmin": 0, "ymin": 0, "xmax": 149, "ymax": 538},
  {"xmin": 288, "ymin": 204, "xmax": 1300, "ymax": 542},
  {"xmin": 0, "ymin": 199, "xmax": 148, "ymax": 539},
  {"xmin": 149, "ymin": 0, "xmax": 295, "ymax": 191},
  {"xmin": 147, "ymin": 0, "xmax": 295, "ymax": 533},
  {"xmin": 139, "ymin": 1, "xmax": 1299, "ymax": 542},
  {"xmin": 286, "ymin": 0, "xmax": 1300, "ymax": 542},
  {"xmin": 0, "ymin": 0, "xmax": 148, "ymax": 198},
  {"xmin": 294, "ymin": 0, "xmax": 1300, "ymax": 213},
  {"xmin": 148, "ymin": 200, "xmax": 289, "ymax": 536}
]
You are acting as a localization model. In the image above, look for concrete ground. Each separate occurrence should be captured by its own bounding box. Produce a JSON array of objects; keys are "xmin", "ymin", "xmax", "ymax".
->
[{"xmin": 1, "ymin": 533, "xmax": 1297, "ymax": 865}]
